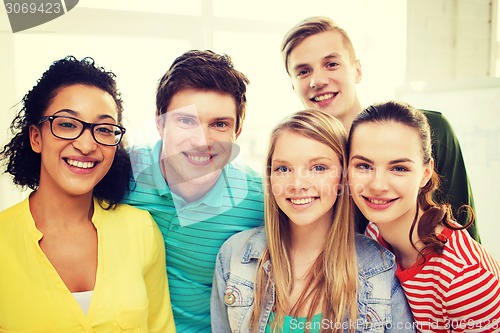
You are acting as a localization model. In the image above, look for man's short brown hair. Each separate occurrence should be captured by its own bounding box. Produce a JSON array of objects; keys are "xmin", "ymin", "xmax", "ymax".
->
[{"xmin": 156, "ymin": 50, "xmax": 249, "ymax": 134}]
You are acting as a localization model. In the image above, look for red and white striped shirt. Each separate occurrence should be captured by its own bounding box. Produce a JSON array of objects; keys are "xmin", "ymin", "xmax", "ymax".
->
[{"xmin": 366, "ymin": 222, "xmax": 500, "ymax": 333}]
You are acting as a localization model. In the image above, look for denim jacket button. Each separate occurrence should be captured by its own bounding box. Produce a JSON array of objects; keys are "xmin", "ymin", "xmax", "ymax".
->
[{"xmin": 224, "ymin": 292, "xmax": 236, "ymax": 305}]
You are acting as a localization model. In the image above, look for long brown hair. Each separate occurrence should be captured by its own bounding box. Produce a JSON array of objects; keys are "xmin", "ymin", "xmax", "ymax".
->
[
  {"xmin": 251, "ymin": 110, "xmax": 358, "ymax": 332},
  {"xmin": 347, "ymin": 101, "xmax": 474, "ymax": 258}
]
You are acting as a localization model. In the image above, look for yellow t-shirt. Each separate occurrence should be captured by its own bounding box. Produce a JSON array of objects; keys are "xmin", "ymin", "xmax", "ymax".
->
[{"xmin": 0, "ymin": 197, "xmax": 176, "ymax": 332}]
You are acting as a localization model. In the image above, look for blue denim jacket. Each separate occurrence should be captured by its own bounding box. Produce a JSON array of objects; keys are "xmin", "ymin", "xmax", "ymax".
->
[{"xmin": 211, "ymin": 227, "xmax": 415, "ymax": 333}]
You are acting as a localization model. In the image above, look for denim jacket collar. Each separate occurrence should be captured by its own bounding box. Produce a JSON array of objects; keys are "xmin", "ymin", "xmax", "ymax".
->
[
  {"xmin": 240, "ymin": 227, "xmax": 267, "ymax": 263},
  {"xmin": 211, "ymin": 227, "xmax": 415, "ymax": 333},
  {"xmin": 239, "ymin": 227, "xmax": 396, "ymax": 278}
]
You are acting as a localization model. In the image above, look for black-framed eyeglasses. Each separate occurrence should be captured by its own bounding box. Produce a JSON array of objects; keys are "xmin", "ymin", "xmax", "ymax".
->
[{"xmin": 37, "ymin": 115, "xmax": 126, "ymax": 146}]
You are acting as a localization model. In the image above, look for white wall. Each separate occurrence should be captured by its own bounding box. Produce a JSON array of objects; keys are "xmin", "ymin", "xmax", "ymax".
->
[
  {"xmin": 407, "ymin": 0, "xmax": 492, "ymax": 80},
  {"xmin": 0, "ymin": 29, "xmax": 26, "ymax": 208}
]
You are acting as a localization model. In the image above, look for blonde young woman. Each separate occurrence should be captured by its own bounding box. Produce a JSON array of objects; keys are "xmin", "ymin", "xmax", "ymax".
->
[{"xmin": 211, "ymin": 110, "xmax": 415, "ymax": 333}]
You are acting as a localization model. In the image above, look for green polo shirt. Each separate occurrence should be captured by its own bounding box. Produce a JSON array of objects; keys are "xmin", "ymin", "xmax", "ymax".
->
[{"xmin": 124, "ymin": 141, "xmax": 264, "ymax": 332}]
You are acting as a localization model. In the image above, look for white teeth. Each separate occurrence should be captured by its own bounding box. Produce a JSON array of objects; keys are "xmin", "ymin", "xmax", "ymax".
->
[
  {"xmin": 369, "ymin": 198, "xmax": 390, "ymax": 205},
  {"xmin": 313, "ymin": 93, "xmax": 334, "ymax": 102},
  {"xmin": 188, "ymin": 155, "xmax": 211, "ymax": 163},
  {"xmin": 290, "ymin": 197, "xmax": 315, "ymax": 205},
  {"xmin": 67, "ymin": 159, "xmax": 95, "ymax": 169}
]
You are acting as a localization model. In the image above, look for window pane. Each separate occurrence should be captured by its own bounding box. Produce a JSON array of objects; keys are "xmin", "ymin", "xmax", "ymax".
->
[
  {"xmin": 80, "ymin": 0, "xmax": 202, "ymax": 16},
  {"xmin": 213, "ymin": 0, "xmax": 363, "ymax": 23},
  {"xmin": 212, "ymin": 0, "xmax": 406, "ymax": 171},
  {"xmin": 13, "ymin": 34, "xmax": 192, "ymax": 145},
  {"xmin": 213, "ymin": 30, "xmax": 301, "ymax": 171}
]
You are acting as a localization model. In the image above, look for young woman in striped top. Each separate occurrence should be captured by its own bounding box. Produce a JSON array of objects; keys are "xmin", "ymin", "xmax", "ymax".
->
[{"xmin": 347, "ymin": 100, "xmax": 500, "ymax": 333}]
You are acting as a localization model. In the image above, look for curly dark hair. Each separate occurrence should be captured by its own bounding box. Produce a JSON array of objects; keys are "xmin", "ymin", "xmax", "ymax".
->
[
  {"xmin": 156, "ymin": 50, "xmax": 249, "ymax": 134},
  {"xmin": 347, "ymin": 100, "xmax": 474, "ymax": 259},
  {"xmin": 0, "ymin": 56, "xmax": 131, "ymax": 208}
]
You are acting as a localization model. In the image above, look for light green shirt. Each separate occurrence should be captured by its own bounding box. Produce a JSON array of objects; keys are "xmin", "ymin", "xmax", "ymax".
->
[
  {"xmin": 266, "ymin": 312, "xmax": 323, "ymax": 333},
  {"xmin": 124, "ymin": 141, "xmax": 264, "ymax": 332}
]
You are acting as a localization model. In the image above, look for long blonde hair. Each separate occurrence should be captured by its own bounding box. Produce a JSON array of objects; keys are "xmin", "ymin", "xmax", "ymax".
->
[{"xmin": 251, "ymin": 110, "xmax": 358, "ymax": 332}]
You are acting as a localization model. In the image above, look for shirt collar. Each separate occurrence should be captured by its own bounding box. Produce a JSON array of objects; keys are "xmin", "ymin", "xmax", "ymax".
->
[
  {"xmin": 170, "ymin": 168, "xmax": 228, "ymax": 209},
  {"xmin": 151, "ymin": 140, "xmax": 172, "ymax": 198}
]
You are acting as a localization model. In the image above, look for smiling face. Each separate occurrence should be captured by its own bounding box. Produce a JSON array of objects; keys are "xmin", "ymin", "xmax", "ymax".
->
[
  {"xmin": 29, "ymin": 84, "xmax": 119, "ymax": 198},
  {"xmin": 288, "ymin": 31, "xmax": 362, "ymax": 126},
  {"xmin": 270, "ymin": 130, "xmax": 342, "ymax": 230},
  {"xmin": 157, "ymin": 88, "xmax": 239, "ymax": 191},
  {"xmin": 348, "ymin": 122, "xmax": 433, "ymax": 231}
]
